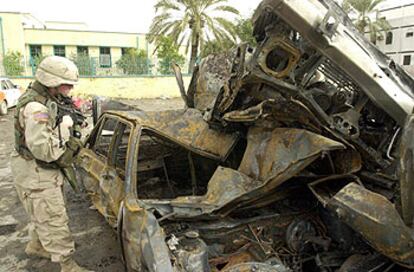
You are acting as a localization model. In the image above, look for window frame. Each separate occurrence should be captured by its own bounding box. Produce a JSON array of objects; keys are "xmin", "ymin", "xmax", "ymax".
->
[
  {"xmin": 53, "ymin": 45, "xmax": 66, "ymax": 57},
  {"xmin": 29, "ymin": 45, "xmax": 42, "ymax": 59},
  {"xmin": 92, "ymin": 116, "xmax": 119, "ymax": 162},
  {"xmin": 385, "ymin": 31, "xmax": 393, "ymax": 45},
  {"xmin": 135, "ymin": 127, "xmax": 222, "ymax": 200},
  {"xmin": 99, "ymin": 46, "xmax": 112, "ymax": 68},
  {"xmin": 403, "ymin": 55, "xmax": 412, "ymax": 66},
  {"xmin": 77, "ymin": 46, "xmax": 89, "ymax": 56},
  {"xmin": 87, "ymin": 114, "xmax": 136, "ymax": 171},
  {"xmin": 111, "ymin": 120, "xmax": 133, "ymax": 176}
]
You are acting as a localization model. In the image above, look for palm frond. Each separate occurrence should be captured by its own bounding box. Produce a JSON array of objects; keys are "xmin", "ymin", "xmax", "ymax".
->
[
  {"xmin": 342, "ymin": 0, "xmax": 352, "ymax": 13},
  {"xmin": 202, "ymin": 0, "xmax": 228, "ymax": 10},
  {"xmin": 148, "ymin": 0, "xmax": 240, "ymax": 71},
  {"xmin": 154, "ymin": 0, "xmax": 181, "ymax": 12},
  {"xmin": 347, "ymin": 0, "xmax": 371, "ymax": 13},
  {"xmin": 376, "ymin": 17, "xmax": 391, "ymax": 31},
  {"xmin": 369, "ymin": 0, "xmax": 386, "ymax": 12},
  {"xmin": 213, "ymin": 5, "xmax": 240, "ymax": 15},
  {"xmin": 214, "ymin": 17, "xmax": 238, "ymax": 41}
]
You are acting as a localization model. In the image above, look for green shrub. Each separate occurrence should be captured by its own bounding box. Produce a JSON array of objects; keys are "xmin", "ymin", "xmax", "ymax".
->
[
  {"xmin": 116, "ymin": 49, "xmax": 149, "ymax": 75},
  {"xmin": 71, "ymin": 53, "xmax": 94, "ymax": 76},
  {"xmin": 156, "ymin": 37, "xmax": 185, "ymax": 75},
  {"xmin": 3, "ymin": 51, "xmax": 24, "ymax": 76}
]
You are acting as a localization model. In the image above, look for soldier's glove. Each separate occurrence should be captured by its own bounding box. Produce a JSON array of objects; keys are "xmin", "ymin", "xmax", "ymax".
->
[
  {"xmin": 61, "ymin": 115, "xmax": 74, "ymax": 128},
  {"xmin": 56, "ymin": 136, "xmax": 83, "ymax": 168}
]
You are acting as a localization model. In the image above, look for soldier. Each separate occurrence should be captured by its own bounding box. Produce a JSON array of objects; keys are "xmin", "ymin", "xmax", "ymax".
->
[{"xmin": 11, "ymin": 56, "xmax": 94, "ymax": 272}]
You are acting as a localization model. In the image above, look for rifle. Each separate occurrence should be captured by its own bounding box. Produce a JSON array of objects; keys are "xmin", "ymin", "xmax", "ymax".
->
[
  {"xmin": 49, "ymin": 95, "xmax": 86, "ymax": 193},
  {"xmin": 61, "ymin": 167, "xmax": 80, "ymax": 194},
  {"xmin": 56, "ymin": 95, "xmax": 86, "ymax": 140}
]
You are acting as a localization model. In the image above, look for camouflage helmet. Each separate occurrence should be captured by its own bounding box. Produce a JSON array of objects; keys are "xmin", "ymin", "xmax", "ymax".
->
[{"xmin": 35, "ymin": 56, "xmax": 79, "ymax": 87}]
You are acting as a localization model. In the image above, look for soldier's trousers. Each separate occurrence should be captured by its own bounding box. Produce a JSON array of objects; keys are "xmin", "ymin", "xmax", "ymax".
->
[{"xmin": 12, "ymin": 155, "xmax": 75, "ymax": 263}]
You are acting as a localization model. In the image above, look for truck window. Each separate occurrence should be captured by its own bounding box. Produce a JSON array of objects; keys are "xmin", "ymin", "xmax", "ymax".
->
[
  {"xmin": 136, "ymin": 130, "xmax": 219, "ymax": 200},
  {"xmin": 93, "ymin": 117, "xmax": 117, "ymax": 159},
  {"xmin": 112, "ymin": 122, "xmax": 131, "ymax": 177}
]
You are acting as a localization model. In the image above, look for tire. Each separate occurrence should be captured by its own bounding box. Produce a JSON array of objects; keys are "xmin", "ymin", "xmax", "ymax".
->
[{"xmin": 0, "ymin": 101, "xmax": 7, "ymax": 115}]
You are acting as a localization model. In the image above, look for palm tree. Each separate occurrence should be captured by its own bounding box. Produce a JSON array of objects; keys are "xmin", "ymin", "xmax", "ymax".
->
[
  {"xmin": 147, "ymin": 0, "xmax": 240, "ymax": 73},
  {"xmin": 200, "ymin": 18, "xmax": 256, "ymax": 58},
  {"xmin": 343, "ymin": 0, "xmax": 391, "ymax": 43}
]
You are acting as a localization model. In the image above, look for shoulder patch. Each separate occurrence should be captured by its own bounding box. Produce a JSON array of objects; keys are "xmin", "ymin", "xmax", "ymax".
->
[
  {"xmin": 33, "ymin": 111, "xmax": 49, "ymax": 123},
  {"xmin": 24, "ymin": 102, "xmax": 48, "ymax": 117}
]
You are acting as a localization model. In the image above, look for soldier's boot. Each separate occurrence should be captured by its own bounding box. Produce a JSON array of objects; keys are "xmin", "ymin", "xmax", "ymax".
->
[
  {"xmin": 60, "ymin": 258, "xmax": 95, "ymax": 272},
  {"xmin": 25, "ymin": 239, "xmax": 51, "ymax": 259}
]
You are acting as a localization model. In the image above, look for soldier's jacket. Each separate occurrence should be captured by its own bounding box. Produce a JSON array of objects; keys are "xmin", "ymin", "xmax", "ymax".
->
[{"xmin": 11, "ymin": 101, "xmax": 72, "ymax": 190}]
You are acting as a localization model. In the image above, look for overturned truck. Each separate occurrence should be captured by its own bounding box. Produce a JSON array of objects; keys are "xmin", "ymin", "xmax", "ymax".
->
[{"xmin": 78, "ymin": 0, "xmax": 414, "ymax": 271}]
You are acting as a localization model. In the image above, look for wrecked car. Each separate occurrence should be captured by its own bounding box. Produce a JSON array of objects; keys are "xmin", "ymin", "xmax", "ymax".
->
[{"xmin": 77, "ymin": 0, "xmax": 414, "ymax": 271}]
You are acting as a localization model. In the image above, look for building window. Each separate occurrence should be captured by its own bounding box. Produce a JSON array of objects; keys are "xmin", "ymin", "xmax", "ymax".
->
[
  {"xmin": 406, "ymin": 32, "xmax": 414, "ymax": 38},
  {"xmin": 77, "ymin": 46, "xmax": 89, "ymax": 56},
  {"xmin": 385, "ymin": 32, "xmax": 393, "ymax": 45},
  {"xmin": 403, "ymin": 55, "xmax": 411, "ymax": 66},
  {"xmin": 99, "ymin": 47, "xmax": 111, "ymax": 68},
  {"xmin": 29, "ymin": 45, "xmax": 42, "ymax": 59},
  {"xmin": 53, "ymin": 45, "xmax": 66, "ymax": 57},
  {"xmin": 121, "ymin": 48, "xmax": 129, "ymax": 56}
]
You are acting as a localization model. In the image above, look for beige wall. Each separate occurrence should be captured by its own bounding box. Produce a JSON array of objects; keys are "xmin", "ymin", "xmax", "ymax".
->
[
  {"xmin": 381, "ymin": 5, "xmax": 414, "ymax": 20},
  {"xmin": 0, "ymin": 13, "xmax": 26, "ymax": 54},
  {"xmin": 24, "ymin": 29, "xmax": 140, "ymax": 48},
  {"xmin": 89, "ymin": 46, "xmax": 100, "ymax": 58},
  {"xmin": 0, "ymin": 13, "xmax": 28, "ymax": 74},
  {"xmin": 10, "ymin": 76, "xmax": 191, "ymax": 99},
  {"xmin": 0, "ymin": 12, "xmax": 184, "ymax": 77},
  {"xmin": 112, "ymin": 47, "xmax": 122, "ymax": 64}
]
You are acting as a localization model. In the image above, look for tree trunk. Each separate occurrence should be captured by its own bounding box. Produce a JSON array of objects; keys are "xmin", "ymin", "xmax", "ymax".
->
[{"xmin": 188, "ymin": 32, "xmax": 200, "ymax": 73}]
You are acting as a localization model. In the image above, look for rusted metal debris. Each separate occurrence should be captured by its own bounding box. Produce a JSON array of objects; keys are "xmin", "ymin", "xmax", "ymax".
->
[{"xmin": 77, "ymin": 0, "xmax": 414, "ymax": 271}]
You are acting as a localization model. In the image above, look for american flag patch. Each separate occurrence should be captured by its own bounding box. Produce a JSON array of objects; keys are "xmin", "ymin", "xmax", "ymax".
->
[{"xmin": 33, "ymin": 112, "xmax": 49, "ymax": 123}]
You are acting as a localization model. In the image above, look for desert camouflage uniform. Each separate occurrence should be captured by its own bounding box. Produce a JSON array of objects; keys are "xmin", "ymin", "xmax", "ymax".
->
[
  {"xmin": 11, "ymin": 97, "xmax": 75, "ymax": 263},
  {"xmin": 12, "ymin": 56, "xmax": 93, "ymax": 272}
]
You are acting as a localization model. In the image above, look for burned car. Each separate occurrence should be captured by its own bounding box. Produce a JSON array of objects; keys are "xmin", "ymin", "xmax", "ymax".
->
[{"xmin": 77, "ymin": 0, "xmax": 414, "ymax": 271}]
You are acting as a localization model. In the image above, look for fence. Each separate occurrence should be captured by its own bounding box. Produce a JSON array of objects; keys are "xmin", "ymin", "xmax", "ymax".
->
[
  {"xmin": 10, "ymin": 75, "xmax": 192, "ymax": 99},
  {"xmin": 25, "ymin": 55, "xmax": 189, "ymax": 77}
]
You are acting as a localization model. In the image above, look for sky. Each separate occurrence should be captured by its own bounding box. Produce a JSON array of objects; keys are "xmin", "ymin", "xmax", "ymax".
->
[
  {"xmin": 1, "ymin": 0, "xmax": 413, "ymax": 34},
  {"xmin": 0, "ymin": 0, "xmax": 262, "ymax": 33}
]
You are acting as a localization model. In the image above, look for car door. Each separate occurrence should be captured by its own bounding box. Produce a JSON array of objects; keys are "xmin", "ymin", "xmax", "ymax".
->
[
  {"xmin": 119, "ymin": 127, "xmax": 174, "ymax": 272},
  {"xmin": 103, "ymin": 119, "xmax": 132, "ymax": 224},
  {"xmin": 77, "ymin": 115, "xmax": 121, "ymax": 226}
]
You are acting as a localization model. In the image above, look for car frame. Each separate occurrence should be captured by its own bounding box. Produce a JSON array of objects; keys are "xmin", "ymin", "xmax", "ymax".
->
[
  {"xmin": 78, "ymin": 109, "xmax": 252, "ymax": 271},
  {"xmin": 76, "ymin": 108, "xmax": 358, "ymax": 272}
]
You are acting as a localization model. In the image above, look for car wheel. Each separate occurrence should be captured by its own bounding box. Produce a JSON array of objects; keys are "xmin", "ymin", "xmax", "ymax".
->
[{"xmin": 0, "ymin": 101, "xmax": 7, "ymax": 115}]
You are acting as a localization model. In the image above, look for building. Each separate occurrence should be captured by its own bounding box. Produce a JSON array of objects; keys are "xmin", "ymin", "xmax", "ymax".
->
[
  {"xmin": 0, "ymin": 12, "xmax": 157, "ymax": 76},
  {"xmin": 375, "ymin": 2, "xmax": 414, "ymax": 75}
]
